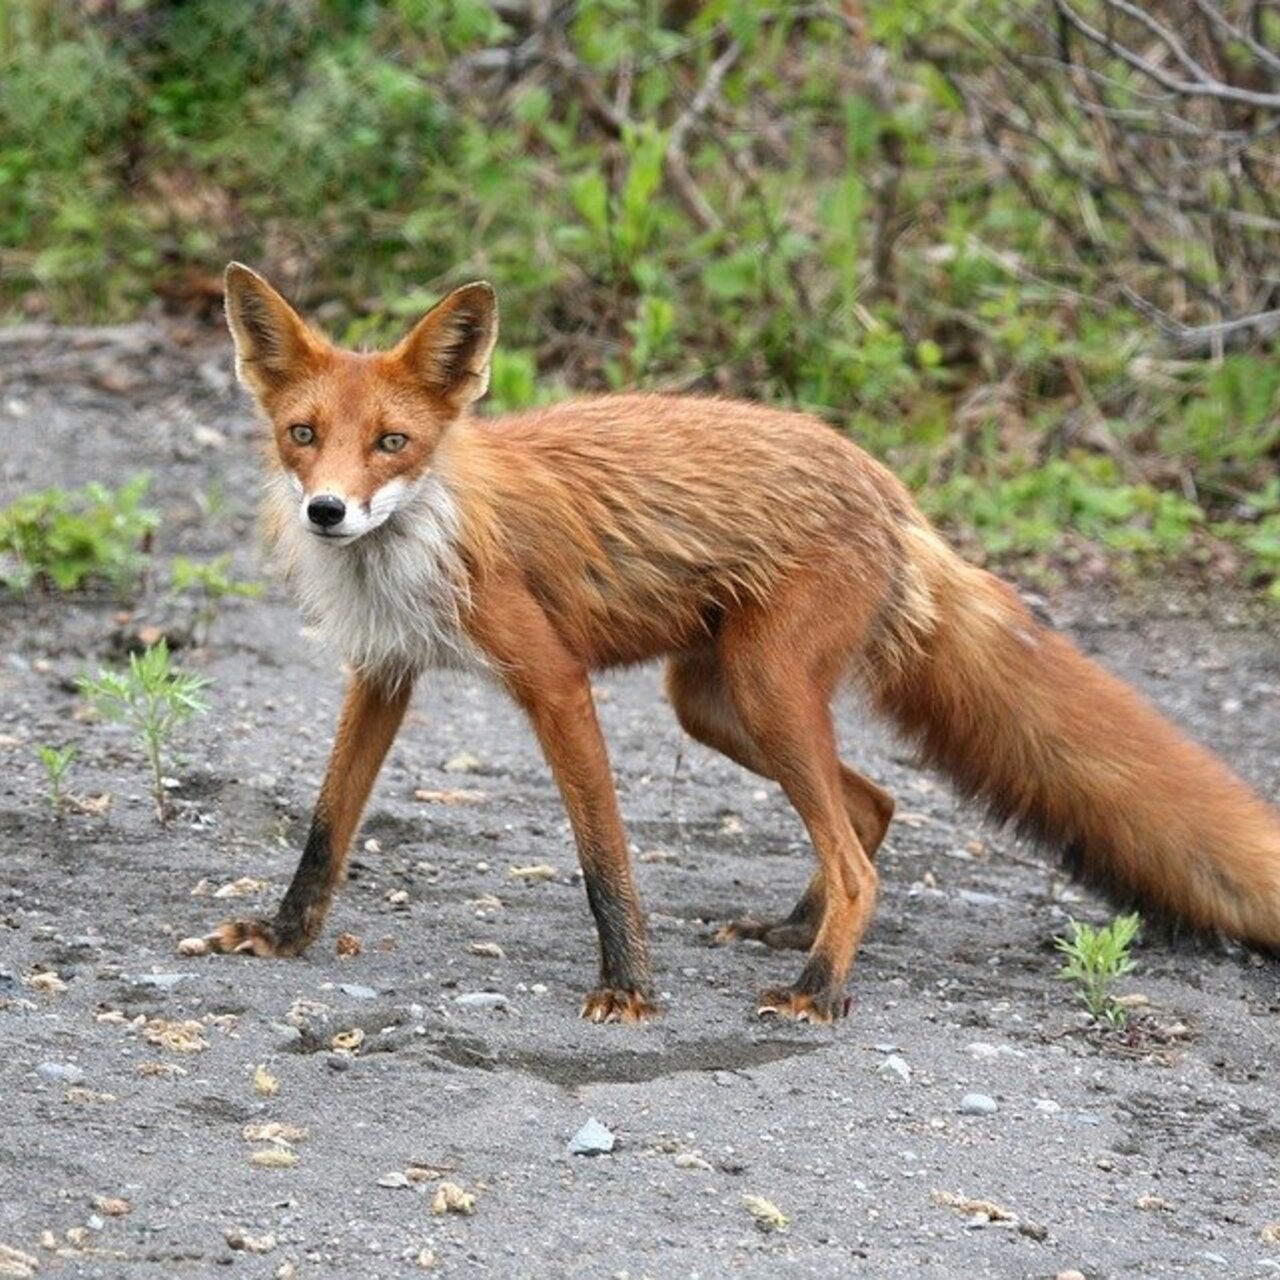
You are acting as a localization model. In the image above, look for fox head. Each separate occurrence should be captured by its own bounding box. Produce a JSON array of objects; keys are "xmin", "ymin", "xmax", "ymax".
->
[{"xmin": 223, "ymin": 263, "xmax": 497, "ymax": 543}]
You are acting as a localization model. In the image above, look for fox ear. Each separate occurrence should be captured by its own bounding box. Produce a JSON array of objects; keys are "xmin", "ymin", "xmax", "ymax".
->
[
  {"xmin": 223, "ymin": 263, "xmax": 321, "ymax": 395},
  {"xmin": 395, "ymin": 282, "xmax": 498, "ymax": 410}
]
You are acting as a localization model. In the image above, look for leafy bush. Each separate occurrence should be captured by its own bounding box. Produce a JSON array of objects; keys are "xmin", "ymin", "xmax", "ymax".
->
[{"xmin": 0, "ymin": 475, "xmax": 157, "ymax": 595}]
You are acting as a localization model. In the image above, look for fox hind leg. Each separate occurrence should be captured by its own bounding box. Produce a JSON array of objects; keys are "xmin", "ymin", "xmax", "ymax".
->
[{"xmin": 665, "ymin": 648, "xmax": 893, "ymax": 953}]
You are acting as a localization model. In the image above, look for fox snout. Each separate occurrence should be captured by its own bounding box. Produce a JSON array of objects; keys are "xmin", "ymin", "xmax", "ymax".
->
[{"xmin": 295, "ymin": 478, "xmax": 410, "ymax": 542}]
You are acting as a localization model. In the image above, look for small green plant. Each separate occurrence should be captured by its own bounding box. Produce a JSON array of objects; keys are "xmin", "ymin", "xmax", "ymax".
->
[
  {"xmin": 1056, "ymin": 912, "xmax": 1141, "ymax": 1026},
  {"xmin": 36, "ymin": 744, "xmax": 77, "ymax": 820},
  {"xmin": 171, "ymin": 554, "xmax": 263, "ymax": 643},
  {"xmin": 77, "ymin": 641, "xmax": 211, "ymax": 825},
  {"xmin": 0, "ymin": 475, "xmax": 157, "ymax": 595}
]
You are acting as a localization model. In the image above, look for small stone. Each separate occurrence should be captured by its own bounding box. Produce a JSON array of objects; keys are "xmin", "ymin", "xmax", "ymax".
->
[
  {"xmin": 93, "ymin": 1196, "xmax": 130, "ymax": 1216},
  {"xmin": 386, "ymin": 889, "xmax": 409, "ymax": 906},
  {"xmin": 878, "ymin": 1055, "xmax": 911, "ymax": 1083},
  {"xmin": 958, "ymin": 1093, "xmax": 999, "ymax": 1116},
  {"xmin": 468, "ymin": 942, "xmax": 504, "ymax": 959},
  {"xmin": 568, "ymin": 1118, "xmax": 615, "ymax": 1156},
  {"xmin": 1033, "ymin": 1098, "xmax": 1061, "ymax": 1114},
  {"xmin": 338, "ymin": 983, "xmax": 378, "ymax": 1000},
  {"xmin": 176, "ymin": 936, "xmax": 209, "ymax": 956},
  {"xmin": 454, "ymin": 992, "xmax": 508, "ymax": 1011},
  {"xmin": 377, "ymin": 1172, "xmax": 413, "ymax": 1189},
  {"xmin": 415, "ymin": 1247, "xmax": 437, "ymax": 1269},
  {"xmin": 86, "ymin": 1215, "xmax": 104, "ymax": 1231},
  {"xmin": 326, "ymin": 1053, "xmax": 351, "ymax": 1072},
  {"xmin": 965, "ymin": 1042, "xmax": 999, "ymax": 1059},
  {"xmin": 1056, "ymin": 1271, "xmax": 1086, "ymax": 1280},
  {"xmin": 37, "ymin": 1062, "xmax": 85, "ymax": 1086}
]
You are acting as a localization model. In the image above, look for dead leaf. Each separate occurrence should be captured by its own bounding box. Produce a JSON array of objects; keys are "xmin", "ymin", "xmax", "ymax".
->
[
  {"xmin": 508, "ymin": 864, "xmax": 557, "ymax": 882},
  {"xmin": 638, "ymin": 849, "xmax": 679, "ymax": 864},
  {"xmin": 242, "ymin": 1122, "xmax": 307, "ymax": 1145},
  {"xmin": 213, "ymin": 877, "xmax": 268, "ymax": 899},
  {"xmin": 1136, "ymin": 1195, "xmax": 1172, "ymax": 1212},
  {"xmin": 335, "ymin": 932, "xmax": 363, "ymax": 958},
  {"xmin": 175, "ymin": 936, "xmax": 209, "ymax": 957},
  {"xmin": 933, "ymin": 1190, "xmax": 1016, "ymax": 1221},
  {"xmin": 190, "ymin": 879, "xmax": 211, "ymax": 897},
  {"xmin": 1260, "ymin": 1223, "xmax": 1280, "ymax": 1243},
  {"xmin": 136, "ymin": 1061, "xmax": 187, "ymax": 1079},
  {"xmin": 250, "ymin": 1148, "xmax": 298, "ymax": 1169},
  {"xmin": 431, "ymin": 1182, "xmax": 476, "ymax": 1216},
  {"xmin": 416, "ymin": 1248, "xmax": 437, "ymax": 1270},
  {"xmin": 0, "ymin": 1244, "xmax": 39, "ymax": 1278},
  {"xmin": 896, "ymin": 811, "xmax": 933, "ymax": 828},
  {"xmin": 142, "ymin": 1019, "xmax": 208, "ymax": 1053},
  {"xmin": 406, "ymin": 1164, "xmax": 454, "ymax": 1182},
  {"xmin": 71, "ymin": 793, "xmax": 111, "ymax": 816},
  {"xmin": 253, "ymin": 1064, "xmax": 280, "ymax": 1097},
  {"xmin": 331, "ymin": 1028, "xmax": 364, "ymax": 1052},
  {"xmin": 414, "ymin": 788, "xmax": 486, "ymax": 805},
  {"xmin": 469, "ymin": 894, "xmax": 503, "ymax": 910},
  {"xmin": 743, "ymin": 1193, "xmax": 788, "ymax": 1232},
  {"xmin": 443, "ymin": 752, "xmax": 483, "ymax": 773},
  {"xmin": 93, "ymin": 1197, "xmax": 130, "ymax": 1217},
  {"xmin": 65, "ymin": 1087, "xmax": 116, "ymax": 1104},
  {"xmin": 25, "ymin": 970, "xmax": 66, "ymax": 995}
]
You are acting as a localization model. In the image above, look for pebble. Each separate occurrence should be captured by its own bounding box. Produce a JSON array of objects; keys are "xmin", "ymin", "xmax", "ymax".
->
[
  {"xmin": 326, "ymin": 1054, "xmax": 351, "ymax": 1073},
  {"xmin": 176, "ymin": 937, "xmax": 209, "ymax": 957},
  {"xmin": 878, "ymin": 1055, "xmax": 911, "ymax": 1084},
  {"xmin": 377, "ymin": 1172, "xmax": 413, "ymax": 1189},
  {"xmin": 339, "ymin": 983, "xmax": 378, "ymax": 1001},
  {"xmin": 958, "ymin": 1093, "xmax": 999, "ymax": 1116},
  {"xmin": 568, "ymin": 1118, "xmax": 615, "ymax": 1156},
  {"xmin": 454, "ymin": 992, "xmax": 509, "ymax": 1011},
  {"xmin": 1034, "ymin": 1098, "xmax": 1061, "ymax": 1114},
  {"xmin": 37, "ymin": 1062, "xmax": 85, "ymax": 1086}
]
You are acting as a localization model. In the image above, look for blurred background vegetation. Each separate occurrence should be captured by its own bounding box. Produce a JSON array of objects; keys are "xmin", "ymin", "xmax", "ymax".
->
[{"xmin": 2, "ymin": 0, "xmax": 1278, "ymax": 591}]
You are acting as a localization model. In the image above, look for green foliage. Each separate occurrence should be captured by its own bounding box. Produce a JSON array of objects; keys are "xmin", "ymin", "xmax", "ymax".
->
[
  {"xmin": 171, "ymin": 554, "xmax": 263, "ymax": 643},
  {"xmin": 35, "ymin": 744, "xmax": 76, "ymax": 820},
  {"xmin": 77, "ymin": 641, "xmax": 211, "ymax": 825},
  {"xmin": 0, "ymin": 475, "xmax": 156, "ymax": 595},
  {"xmin": 1, "ymin": 1, "xmax": 1277, "ymax": 586},
  {"xmin": 1056, "ymin": 912, "xmax": 1141, "ymax": 1026}
]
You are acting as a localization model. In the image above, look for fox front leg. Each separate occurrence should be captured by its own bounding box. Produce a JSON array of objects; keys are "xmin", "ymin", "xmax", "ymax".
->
[{"xmin": 206, "ymin": 674, "xmax": 412, "ymax": 956}]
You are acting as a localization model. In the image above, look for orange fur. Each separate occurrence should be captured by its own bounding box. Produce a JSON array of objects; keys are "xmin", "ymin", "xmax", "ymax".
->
[{"xmin": 216, "ymin": 265, "xmax": 1280, "ymax": 1023}]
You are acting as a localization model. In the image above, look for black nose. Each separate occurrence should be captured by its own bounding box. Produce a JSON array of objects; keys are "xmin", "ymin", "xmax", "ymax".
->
[{"xmin": 307, "ymin": 494, "xmax": 346, "ymax": 528}]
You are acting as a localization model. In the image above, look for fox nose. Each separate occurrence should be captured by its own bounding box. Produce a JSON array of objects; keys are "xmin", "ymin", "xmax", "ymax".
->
[{"xmin": 307, "ymin": 494, "xmax": 346, "ymax": 529}]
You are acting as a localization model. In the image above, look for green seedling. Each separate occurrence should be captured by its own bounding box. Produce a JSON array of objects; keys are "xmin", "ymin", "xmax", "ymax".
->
[
  {"xmin": 36, "ymin": 744, "xmax": 77, "ymax": 820},
  {"xmin": 1056, "ymin": 912, "xmax": 1141, "ymax": 1026},
  {"xmin": 171, "ymin": 554, "xmax": 263, "ymax": 644},
  {"xmin": 77, "ymin": 641, "xmax": 211, "ymax": 825}
]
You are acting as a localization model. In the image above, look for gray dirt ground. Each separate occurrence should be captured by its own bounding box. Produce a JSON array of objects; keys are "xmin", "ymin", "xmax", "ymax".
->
[{"xmin": 2, "ymin": 326, "xmax": 1280, "ymax": 1279}]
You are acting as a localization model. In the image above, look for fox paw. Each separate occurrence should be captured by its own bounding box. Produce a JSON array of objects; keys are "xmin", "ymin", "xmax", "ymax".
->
[
  {"xmin": 714, "ymin": 916, "xmax": 816, "ymax": 952},
  {"xmin": 755, "ymin": 986, "xmax": 850, "ymax": 1024},
  {"xmin": 205, "ymin": 918, "xmax": 310, "ymax": 958},
  {"xmin": 580, "ymin": 988, "xmax": 662, "ymax": 1024}
]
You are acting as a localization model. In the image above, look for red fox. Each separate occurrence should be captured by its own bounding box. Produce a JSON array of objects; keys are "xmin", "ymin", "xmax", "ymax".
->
[{"xmin": 210, "ymin": 262, "xmax": 1280, "ymax": 1023}]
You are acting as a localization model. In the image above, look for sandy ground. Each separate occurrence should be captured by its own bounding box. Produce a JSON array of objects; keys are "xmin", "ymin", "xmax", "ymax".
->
[{"xmin": 2, "ymin": 326, "xmax": 1280, "ymax": 1279}]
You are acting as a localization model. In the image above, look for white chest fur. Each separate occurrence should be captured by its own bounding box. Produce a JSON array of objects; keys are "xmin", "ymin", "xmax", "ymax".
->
[{"xmin": 269, "ymin": 472, "xmax": 488, "ymax": 684}]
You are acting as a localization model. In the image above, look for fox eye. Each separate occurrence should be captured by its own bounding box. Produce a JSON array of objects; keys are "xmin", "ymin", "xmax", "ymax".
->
[
  {"xmin": 288, "ymin": 424, "xmax": 315, "ymax": 445},
  {"xmin": 377, "ymin": 433, "xmax": 408, "ymax": 454}
]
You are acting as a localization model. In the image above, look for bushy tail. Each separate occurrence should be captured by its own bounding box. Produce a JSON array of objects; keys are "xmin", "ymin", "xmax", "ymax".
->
[{"xmin": 869, "ymin": 526, "xmax": 1280, "ymax": 946}]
